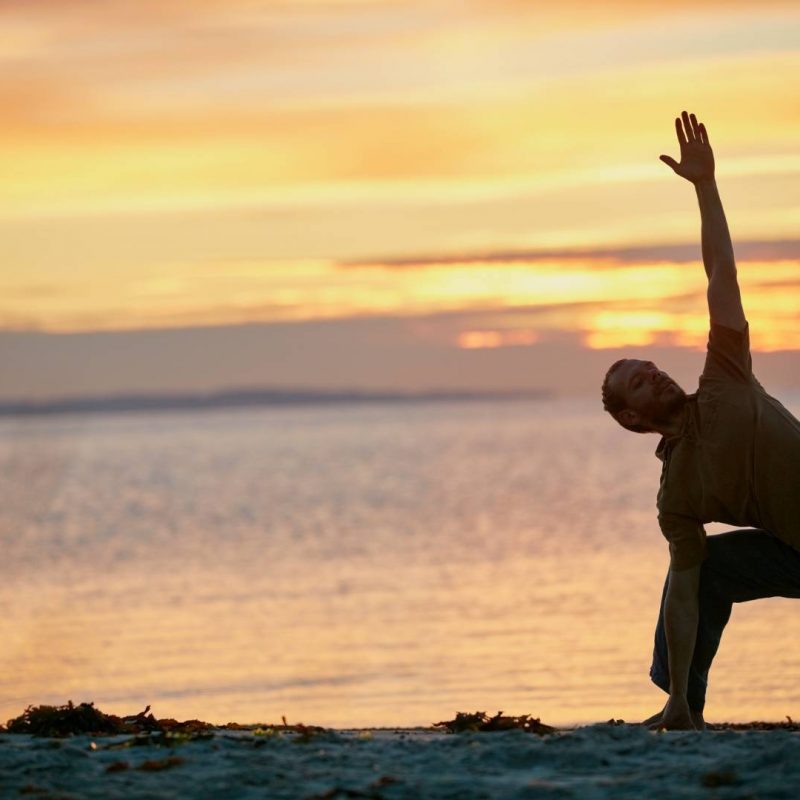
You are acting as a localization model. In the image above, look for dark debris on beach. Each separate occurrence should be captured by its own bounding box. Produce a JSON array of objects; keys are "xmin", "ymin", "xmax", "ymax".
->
[
  {"xmin": 5, "ymin": 701, "xmax": 562, "ymax": 741},
  {"xmin": 433, "ymin": 710, "xmax": 556, "ymax": 735},
  {"xmin": 5, "ymin": 701, "xmax": 214, "ymax": 738},
  {"xmin": 5, "ymin": 701, "xmax": 800, "ymax": 742},
  {"xmin": 4, "ymin": 701, "xmax": 327, "ymax": 740}
]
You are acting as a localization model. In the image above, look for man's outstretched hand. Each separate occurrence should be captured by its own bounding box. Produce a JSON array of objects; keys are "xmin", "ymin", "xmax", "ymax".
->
[{"xmin": 660, "ymin": 111, "xmax": 715, "ymax": 184}]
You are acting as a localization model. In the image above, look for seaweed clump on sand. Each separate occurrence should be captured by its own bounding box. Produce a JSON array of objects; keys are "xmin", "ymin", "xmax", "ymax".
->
[
  {"xmin": 434, "ymin": 711, "xmax": 556, "ymax": 735},
  {"xmin": 5, "ymin": 702, "xmax": 328, "ymax": 741},
  {"xmin": 5, "ymin": 702, "xmax": 214, "ymax": 738}
]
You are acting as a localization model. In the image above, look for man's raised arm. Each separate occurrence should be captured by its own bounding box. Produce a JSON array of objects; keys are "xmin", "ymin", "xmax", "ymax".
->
[{"xmin": 660, "ymin": 111, "xmax": 746, "ymax": 331}]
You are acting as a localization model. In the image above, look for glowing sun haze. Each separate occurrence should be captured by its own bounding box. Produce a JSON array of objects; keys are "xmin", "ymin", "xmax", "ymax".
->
[{"xmin": 1, "ymin": 0, "xmax": 799, "ymax": 357}]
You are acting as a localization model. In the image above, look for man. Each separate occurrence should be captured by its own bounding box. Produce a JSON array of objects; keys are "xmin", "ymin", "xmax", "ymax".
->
[{"xmin": 601, "ymin": 111, "xmax": 800, "ymax": 731}]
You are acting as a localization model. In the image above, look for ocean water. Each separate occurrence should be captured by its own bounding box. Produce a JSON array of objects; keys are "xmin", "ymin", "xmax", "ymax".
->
[{"xmin": 1, "ymin": 397, "xmax": 799, "ymax": 728}]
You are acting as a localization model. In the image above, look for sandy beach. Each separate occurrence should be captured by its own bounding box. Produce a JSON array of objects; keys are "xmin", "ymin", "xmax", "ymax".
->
[{"xmin": 3, "ymin": 709, "xmax": 800, "ymax": 799}]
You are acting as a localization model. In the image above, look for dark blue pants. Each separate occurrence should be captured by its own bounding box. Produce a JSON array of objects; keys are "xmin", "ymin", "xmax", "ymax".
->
[{"xmin": 650, "ymin": 529, "xmax": 800, "ymax": 713}]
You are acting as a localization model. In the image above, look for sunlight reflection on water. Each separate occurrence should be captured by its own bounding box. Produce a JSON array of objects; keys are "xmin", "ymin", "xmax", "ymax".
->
[{"xmin": 1, "ymin": 397, "xmax": 799, "ymax": 727}]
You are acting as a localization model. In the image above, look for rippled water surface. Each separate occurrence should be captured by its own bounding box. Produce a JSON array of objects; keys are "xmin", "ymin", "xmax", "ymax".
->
[{"xmin": 2, "ymin": 397, "xmax": 799, "ymax": 727}]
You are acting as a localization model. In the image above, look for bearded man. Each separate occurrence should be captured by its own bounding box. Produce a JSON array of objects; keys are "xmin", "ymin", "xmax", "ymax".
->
[{"xmin": 601, "ymin": 112, "xmax": 800, "ymax": 731}]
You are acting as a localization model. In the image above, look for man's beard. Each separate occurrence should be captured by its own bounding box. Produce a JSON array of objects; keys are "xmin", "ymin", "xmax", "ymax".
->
[{"xmin": 651, "ymin": 385, "xmax": 688, "ymax": 426}]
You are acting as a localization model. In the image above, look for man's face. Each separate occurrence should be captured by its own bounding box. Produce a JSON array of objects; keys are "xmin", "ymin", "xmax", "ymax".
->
[{"xmin": 609, "ymin": 359, "xmax": 687, "ymax": 429}]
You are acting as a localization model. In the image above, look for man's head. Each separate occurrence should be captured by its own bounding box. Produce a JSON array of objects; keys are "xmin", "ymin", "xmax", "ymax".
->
[{"xmin": 602, "ymin": 359, "xmax": 687, "ymax": 434}]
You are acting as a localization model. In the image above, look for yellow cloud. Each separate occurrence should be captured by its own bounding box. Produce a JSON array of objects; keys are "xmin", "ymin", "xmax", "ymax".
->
[
  {"xmin": 579, "ymin": 261, "xmax": 800, "ymax": 351},
  {"xmin": 1, "ymin": 253, "xmax": 797, "ymax": 355},
  {"xmin": 2, "ymin": 48, "xmax": 799, "ymax": 235}
]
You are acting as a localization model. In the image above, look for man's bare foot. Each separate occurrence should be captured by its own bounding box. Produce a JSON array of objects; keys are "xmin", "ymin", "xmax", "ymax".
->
[
  {"xmin": 639, "ymin": 705, "xmax": 666, "ymax": 726},
  {"xmin": 639, "ymin": 705, "xmax": 705, "ymax": 730}
]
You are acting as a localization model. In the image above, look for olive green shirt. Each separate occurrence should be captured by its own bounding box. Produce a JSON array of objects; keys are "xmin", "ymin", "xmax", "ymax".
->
[{"xmin": 656, "ymin": 322, "xmax": 800, "ymax": 571}]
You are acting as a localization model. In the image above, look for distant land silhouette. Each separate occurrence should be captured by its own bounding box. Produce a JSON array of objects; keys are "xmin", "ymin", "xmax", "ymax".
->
[{"xmin": 0, "ymin": 387, "xmax": 552, "ymax": 417}]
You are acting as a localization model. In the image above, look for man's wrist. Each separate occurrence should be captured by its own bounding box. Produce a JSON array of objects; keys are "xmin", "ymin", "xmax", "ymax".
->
[{"xmin": 694, "ymin": 176, "xmax": 717, "ymax": 190}]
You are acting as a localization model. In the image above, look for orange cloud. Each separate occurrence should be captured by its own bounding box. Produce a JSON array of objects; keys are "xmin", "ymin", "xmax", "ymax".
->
[{"xmin": 457, "ymin": 329, "xmax": 539, "ymax": 349}]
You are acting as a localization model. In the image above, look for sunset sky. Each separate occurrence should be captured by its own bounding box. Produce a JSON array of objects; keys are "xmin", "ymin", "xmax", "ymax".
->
[{"xmin": 1, "ymin": 0, "xmax": 798, "ymax": 397}]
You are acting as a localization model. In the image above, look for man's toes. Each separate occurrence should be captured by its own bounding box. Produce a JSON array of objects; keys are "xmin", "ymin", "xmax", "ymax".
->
[{"xmin": 639, "ymin": 708, "xmax": 665, "ymax": 726}]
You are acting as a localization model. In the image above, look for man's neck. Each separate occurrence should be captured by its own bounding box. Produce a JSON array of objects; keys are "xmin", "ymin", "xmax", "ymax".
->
[{"xmin": 649, "ymin": 407, "xmax": 687, "ymax": 439}]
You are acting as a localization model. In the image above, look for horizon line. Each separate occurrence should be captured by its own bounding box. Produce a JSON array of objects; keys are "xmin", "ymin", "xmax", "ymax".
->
[{"xmin": 0, "ymin": 386, "xmax": 555, "ymax": 418}]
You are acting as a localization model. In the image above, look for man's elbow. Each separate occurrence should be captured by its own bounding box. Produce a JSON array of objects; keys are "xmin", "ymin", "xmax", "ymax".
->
[{"xmin": 707, "ymin": 279, "xmax": 746, "ymax": 331}]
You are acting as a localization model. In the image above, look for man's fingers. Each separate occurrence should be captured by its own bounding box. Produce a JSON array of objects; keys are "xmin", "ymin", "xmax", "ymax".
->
[
  {"xmin": 698, "ymin": 122, "xmax": 709, "ymax": 145},
  {"xmin": 674, "ymin": 117, "xmax": 687, "ymax": 147},
  {"xmin": 682, "ymin": 110, "xmax": 696, "ymax": 142},
  {"xmin": 689, "ymin": 112, "xmax": 701, "ymax": 141},
  {"xmin": 659, "ymin": 154, "xmax": 679, "ymax": 172}
]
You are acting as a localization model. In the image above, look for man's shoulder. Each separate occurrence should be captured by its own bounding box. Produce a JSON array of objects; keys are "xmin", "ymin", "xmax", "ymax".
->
[
  {"xmin": 697, "ymin": 370, "xmax": 763, "ymax": 414},
  {"xmin": 701, "ymin": 321, "xmax": 753, "ymax": 385}
]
